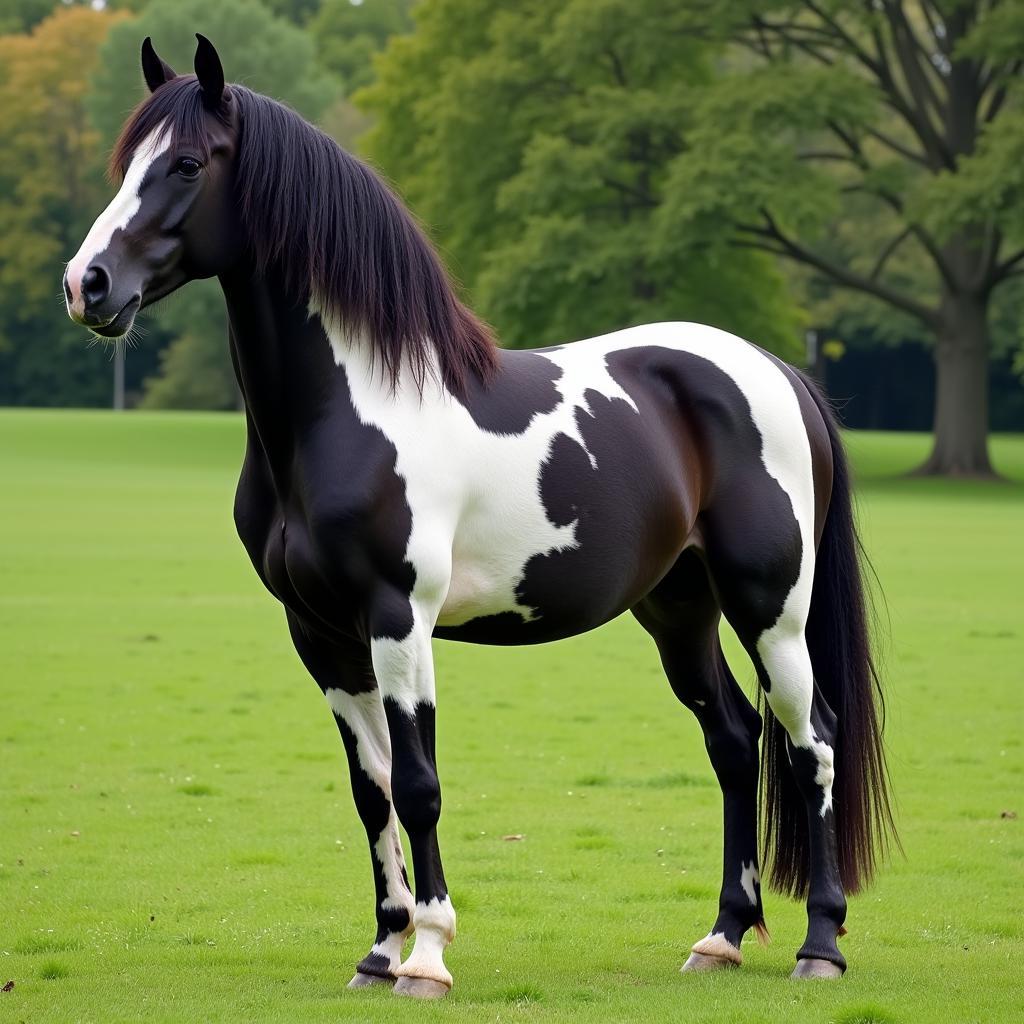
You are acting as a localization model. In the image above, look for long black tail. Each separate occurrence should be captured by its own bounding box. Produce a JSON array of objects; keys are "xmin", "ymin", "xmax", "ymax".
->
[{"xmin": 761, "ymin": 374, "xmax": 897, "ymax": 897}]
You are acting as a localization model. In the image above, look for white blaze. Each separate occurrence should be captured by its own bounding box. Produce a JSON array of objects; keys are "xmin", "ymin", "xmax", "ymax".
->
[{"xmin": 65, "ymin": 123, "xmax": 170, "ymax": 316}]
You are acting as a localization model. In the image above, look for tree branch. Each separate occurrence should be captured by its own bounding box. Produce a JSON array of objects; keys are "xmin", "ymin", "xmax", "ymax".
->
[
  {"xmin": 920, "ymin": 2, "xmax": 949, "ymax": 56},
  {"xmin": 737, "ymin": 209, "xmax": 940, "ymax": 326},
  {"xmin": 982, "ymin": 59, "xmax": 1023, "ymax": 122},
  {"xmin": 605, "ymin": 48, "xmax": 628, "ymax": 88},
  {"xmin": 600, "ymin": 176, "xmax": 656, "ymax": 208},
  {"xmin": 883, "ymin": 0, "xmax": 946, "ymax": 116},
  {"xmin": 994, "ymin": 246, "xmax": 1024, "ymax": 282},
  {"xmin": 870, "ymin": 225, "xmax": 913, "ymax": 281},
  {"xmin": 821, "ymin": 120, "xmax": 960, "ymax": 290},
  {"xmin": 863, "ymin": 126, "xmax": 932, "ymax": 167},
  {"xmin": 797, "ymin": 149, "xmax": 861, "ymax": 164}
]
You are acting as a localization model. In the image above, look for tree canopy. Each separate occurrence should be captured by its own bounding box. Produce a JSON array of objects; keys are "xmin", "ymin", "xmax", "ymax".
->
[
  {"xmin": 90, "ymin": 0, "xmax": 336, "ymax": 147},
  {"xmin": 360, "ymin": 0, "xmax": 803, "ymax": 357},
  {"xmin": 655, "ymin": 0, "xmax": 1024, "ymax": 474},
  {"xmin": 312, "ymin": 0, "xmax": 412, "ymax": 96},
  {"xmin": 0, "ymin": 5, "xmax": 135, "ymax": 406}
]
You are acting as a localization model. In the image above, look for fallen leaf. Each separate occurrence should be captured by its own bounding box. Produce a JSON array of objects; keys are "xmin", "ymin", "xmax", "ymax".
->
[
  {"xmin": 1000, "ymin": 810, "xmax": 1017, "ymax": 819},
  {"xmin": 1, "ymin": 980, "xmax": 13, "ymax": 993},
  {"xmin": 502, "ymin": 834, "xmax": 525, "ymax": 842},
  {"xmin": 70, "ymin": 830, "xmax": 80, "ymax": 837}
]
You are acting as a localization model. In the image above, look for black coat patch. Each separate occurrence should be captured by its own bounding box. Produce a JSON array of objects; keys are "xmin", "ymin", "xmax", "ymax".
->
[{"xmin": 456, "ymin": 348, "xmax": 563, "ymax": 435}]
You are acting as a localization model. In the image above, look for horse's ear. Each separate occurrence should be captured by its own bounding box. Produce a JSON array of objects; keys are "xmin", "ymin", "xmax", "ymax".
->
[
  {"xmin": 193, "ymin": 33, "xmax": 224, "ymax": 109},
  {"xmin": 141, "ymin": 37, "xmax": 176, "ymax": 93}
]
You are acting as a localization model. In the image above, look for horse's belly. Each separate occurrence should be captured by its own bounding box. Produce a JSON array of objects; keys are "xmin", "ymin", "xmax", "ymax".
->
[
  {"xmin": 433, "ymin": 467, "xmax": 688, "ymax": 643},
  {"xmin": 436, "ymin": 565, "xmax": 509, "ymax": 625}
]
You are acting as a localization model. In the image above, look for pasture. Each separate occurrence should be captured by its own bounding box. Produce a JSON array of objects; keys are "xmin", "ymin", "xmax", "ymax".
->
[{"xmin": 1, "ymin": 410, "xmax": 1021, "ymax": 1023}]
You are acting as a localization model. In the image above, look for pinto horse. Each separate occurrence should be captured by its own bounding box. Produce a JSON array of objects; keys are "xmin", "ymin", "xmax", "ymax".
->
[{"xmin": 65, "ymin": 36, "xmax": 894, "ymax": 998}]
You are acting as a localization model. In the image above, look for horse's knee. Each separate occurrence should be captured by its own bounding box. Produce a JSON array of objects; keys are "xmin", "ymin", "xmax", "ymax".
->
[{"xmin": 391, "ymin": 760, "xmax": 441, "ymax": 833}]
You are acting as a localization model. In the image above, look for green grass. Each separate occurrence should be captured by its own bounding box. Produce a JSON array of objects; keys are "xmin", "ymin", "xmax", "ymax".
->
[{"xmin": 1, "ymin": 409, "xmax": 1022, "ymax": 1023}]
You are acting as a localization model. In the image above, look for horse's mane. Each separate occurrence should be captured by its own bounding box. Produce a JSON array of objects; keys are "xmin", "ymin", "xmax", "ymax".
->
[{"xmin": 110, "ymin": 77, "xmax": 496, "ymax": 396}]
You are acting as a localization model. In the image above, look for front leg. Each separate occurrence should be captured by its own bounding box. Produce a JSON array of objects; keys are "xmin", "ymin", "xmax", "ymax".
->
[
  {"xmin": 370, "ymin": 594, "xmax": 456, "ymax": 999},
  {"xmin": 287, "ymin": 614, "xmax": 415, "ymax": 986}
]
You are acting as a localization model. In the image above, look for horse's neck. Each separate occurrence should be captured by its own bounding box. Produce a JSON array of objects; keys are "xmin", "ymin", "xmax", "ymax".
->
[{"xmin": 218, "ymin": 270, "xmax": 337, "ymax": 481}]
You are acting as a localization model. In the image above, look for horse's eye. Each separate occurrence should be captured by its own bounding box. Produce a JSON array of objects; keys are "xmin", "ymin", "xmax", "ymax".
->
[{"xmin": 174, "ymin": 157, "xmax": 202, "ymax": 178}]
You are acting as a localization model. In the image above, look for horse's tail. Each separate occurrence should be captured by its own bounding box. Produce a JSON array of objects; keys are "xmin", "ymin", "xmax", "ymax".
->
[{"xmin": 761, "ymin": 373, "xmax": 897, "ymax": 897}]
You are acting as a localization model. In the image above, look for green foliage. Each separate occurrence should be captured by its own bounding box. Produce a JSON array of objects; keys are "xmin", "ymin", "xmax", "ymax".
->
[
  {"xmin": 913, "ymin": 105, "xmax": 1024, "ymax": 242},
  {"xmin": 0, "ymin": 2, "xmax": 140, "ymax": 36},
  {"xmin": 658, "ymin": 2, "xmax": 1024, "ymax": 339},
  {"xmin": 360, "ymin": 0, "xmax": 803, "ymax": 356},
  {"xmin": 139, "ymin": 280, "xmax": 237, "ymax": 410},
  {"xmin": 657, "ymin": 64, "xmax": 874, "ymax": 249},
  {"xmin": 89, "ymin": 0, "xmax": 336, "ymax": 148},
  {"xmin": 0, "ymin": 5, "xmax": 132, "ymax": 406},
  {"xmin": 0, "ymin": 0, "xmax": 69, "ymax": 34},
  {"xmin": 261, "ymin": 0, "xmax": 323, "ymax": 25},
  {"xmin": 312, "ymin": 0, "xmax": 412, "ymax": 95}
]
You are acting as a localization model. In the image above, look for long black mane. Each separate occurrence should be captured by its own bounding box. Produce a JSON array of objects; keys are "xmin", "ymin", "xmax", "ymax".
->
[{"xmin": 111, "ymin": 77, "xmax": 496, "ymax": 396}]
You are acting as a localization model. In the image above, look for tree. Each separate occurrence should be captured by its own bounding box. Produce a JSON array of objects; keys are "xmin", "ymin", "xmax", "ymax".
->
[
  {"xmin": 658, "ymin": 1, "xmax": 1024, "ymax": 477},
  {"xmin": 0, "ymin": 1, "xmax": 137, "ymax": 36},
  {"xmin": 0, "ymin": 5, "xmax": 137, "ymax": 407},
  {"xmin": 90, "ymin": 0, "xmax": 336, "ymax": 145},
  {"xmin": 262, "ymin": 0, "xmax": 324, "ymax": 25},
  {"xmin": 359, "ymin": 0, "xmax": 802, "ymax": 356},
  {"xmin": 139, "ymin": 282, "xmax": 238, "ymax": 410},
  {"xmin": 312, "ymin": 0, "xmax": 412, "ymax": 95}
]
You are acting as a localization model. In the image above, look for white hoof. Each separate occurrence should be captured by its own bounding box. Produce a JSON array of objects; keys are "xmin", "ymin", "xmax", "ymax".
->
[
  {"xmin": 681, "ymin": 950, "xmax": 739, "ymax": 973},
  {"xmin": 394, "ymin": 976, "xmax": 451, "ymax": 999}
]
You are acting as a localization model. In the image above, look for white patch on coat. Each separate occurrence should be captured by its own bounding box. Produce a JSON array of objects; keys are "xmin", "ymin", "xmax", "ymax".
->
[
  {"xmin": 65, "ymin": 124, "xmax": 170, "ymax": 316},
  {"xmin": 395, "ymin": 895, "xmax": 456, "ymax": 987},
  {"xmin": 691, "ymin": 929, "xmax": 742, "ymax": 964},
  {"xmin": 740, "ymin": 860, "xmax": 760, "ymax": 906},
  {"xmin": 324, "ymin": 688, "xmax": 414, "ymax": 917},
  {"xmin": 370, "ymin": 620, "xmax": 438, "ymax": 716},
  {"xmin": 368, "ymin": 931, "xmax": 406, "ymax": 974},
  {"xmin": 813, "ymin": 739, "xmax": 836, "ymax": 817}
]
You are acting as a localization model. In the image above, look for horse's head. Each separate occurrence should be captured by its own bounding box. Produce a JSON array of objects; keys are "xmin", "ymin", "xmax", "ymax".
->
[{"xmin": 64, "ymin": 35, "xmax": 241, "ymax": 338}]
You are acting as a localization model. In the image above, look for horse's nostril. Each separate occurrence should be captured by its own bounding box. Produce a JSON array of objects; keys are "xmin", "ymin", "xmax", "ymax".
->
[{"xmin": 81, "ymin": 264, "xmax": 111, "ymax": 309}]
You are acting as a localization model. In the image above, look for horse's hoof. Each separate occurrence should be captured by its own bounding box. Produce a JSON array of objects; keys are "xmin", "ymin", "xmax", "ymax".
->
[
  {"xmin": 348, "ymin": 971, "xmax": 395, "ymax": 989},
  {"xmin": 681, "ymin": 951, "xmax": 738, "ymax": 973},
  {"xmin": 394, "ymin": 976, "xmax": 451, "ymax": 999},
  {"xmin": 791, "ymin": 958, "xmax": 843, "ymax": 980}
]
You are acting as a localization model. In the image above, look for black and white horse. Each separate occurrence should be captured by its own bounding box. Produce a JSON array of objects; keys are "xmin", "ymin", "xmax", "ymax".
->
[{"xmin": 65, "ymin": 36, "xmax": 894, "ymax": 997}]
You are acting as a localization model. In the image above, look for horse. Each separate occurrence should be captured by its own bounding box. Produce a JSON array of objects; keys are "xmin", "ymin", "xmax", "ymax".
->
[{"xmin": 64, "ymin": 35, "xmax": 894, "ymax": 998}]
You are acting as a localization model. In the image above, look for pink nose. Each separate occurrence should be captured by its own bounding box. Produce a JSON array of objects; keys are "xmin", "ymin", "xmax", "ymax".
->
[{"xmin": 64, "ymin": 264, "xmax": 112, "ymax": 321}]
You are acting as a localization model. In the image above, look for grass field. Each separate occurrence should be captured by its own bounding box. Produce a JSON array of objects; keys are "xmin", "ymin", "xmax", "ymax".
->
[{"xmin": 1, "ymin": 410, "xmax": 1022, "ymax": 1023}]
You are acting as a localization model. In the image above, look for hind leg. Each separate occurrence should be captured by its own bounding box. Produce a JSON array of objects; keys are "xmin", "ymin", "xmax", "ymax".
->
[
  {"xmin": 633, "ymin": 550, "xmax": 766, "ymax": 972},
  {"xmin": 708, "ymin": 547, "xmax": 847, "ymax": 978}
]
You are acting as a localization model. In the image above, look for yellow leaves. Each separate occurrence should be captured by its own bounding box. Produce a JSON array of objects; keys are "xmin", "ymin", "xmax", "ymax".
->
[{"xmin": 0, "ymin": 6, "xmax": 131, "ymax": 313}]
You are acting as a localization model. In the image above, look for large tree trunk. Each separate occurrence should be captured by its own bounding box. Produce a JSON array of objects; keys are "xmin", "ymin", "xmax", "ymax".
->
[{"xmin": 914, "ymin": 289, "xmax": 996, "ymax": 478}]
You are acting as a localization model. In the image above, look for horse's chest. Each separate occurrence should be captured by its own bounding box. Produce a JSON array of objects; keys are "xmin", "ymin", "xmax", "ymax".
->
[{"xmin": 258, "ymin": 509, "xmax": 374, "ymax": 630}]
